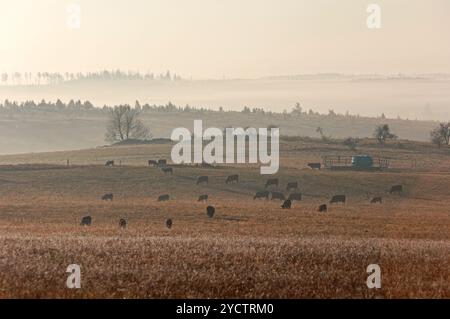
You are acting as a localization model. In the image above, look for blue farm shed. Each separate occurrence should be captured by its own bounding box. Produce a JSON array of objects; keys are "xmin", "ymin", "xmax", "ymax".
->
[{"xmin": 351, "ymin": 155, "xmax": 374, "ymax": 169}]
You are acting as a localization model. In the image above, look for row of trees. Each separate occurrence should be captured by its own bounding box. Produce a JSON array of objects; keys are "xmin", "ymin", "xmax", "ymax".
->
[
  {"xmin": 0, "ymin": 70, "xmax": 182, "ymax": 86},
  {"xmin": 0, "ymin": 99, "xmax": 420, "ymax": 122},
  {"xmin": 0, "ymin": 99, "xmax": 360, "ymax": 118},
  {"xmin": 0, "ymin": 100, "xmax": 209, "ymax": 114},
  {"xmin": 0, "ymin": 99, "xmax": 96, "ymax": 112}
]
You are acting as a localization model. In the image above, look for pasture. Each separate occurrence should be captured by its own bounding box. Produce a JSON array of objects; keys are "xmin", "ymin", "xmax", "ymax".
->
[{"xmin": 0, "ymin": 139, "xmax": 449, "ymax": 298}]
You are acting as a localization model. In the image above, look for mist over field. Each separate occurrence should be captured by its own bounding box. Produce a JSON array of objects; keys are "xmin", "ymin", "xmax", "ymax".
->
[
  {"xmin": 1, "ymin": 0, "xmax": 450, "ymax": 156},
  {"xmin": 1, "ymin": 74, "xmax": 449, "ymax": 155},
  {"xmin": 1, "ymin": 74, "xmax": 450, "ymax": 119}
]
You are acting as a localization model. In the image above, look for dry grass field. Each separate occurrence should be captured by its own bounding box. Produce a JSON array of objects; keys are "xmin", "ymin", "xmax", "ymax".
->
[{"xmin": 0, "ymin": 139, "xmax": 449, "ymax": 298}]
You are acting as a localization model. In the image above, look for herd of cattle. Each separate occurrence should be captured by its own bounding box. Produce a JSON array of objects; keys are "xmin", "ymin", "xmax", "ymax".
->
[{"xmin": 80, "ymin": 159, "xmax": 404, "ymax": 228}]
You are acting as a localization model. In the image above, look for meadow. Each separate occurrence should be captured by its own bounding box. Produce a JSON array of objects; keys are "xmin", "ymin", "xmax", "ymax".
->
[{"xmin": 0, "ymin": 139, "xmax": 449, "ymax": 298}]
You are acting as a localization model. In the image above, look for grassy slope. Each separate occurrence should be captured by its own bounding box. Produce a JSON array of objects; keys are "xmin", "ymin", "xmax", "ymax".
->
[
  {"xmin": 0, "ymin": 107, "xmax": 440, "ymax": 155},
  {"xmin": 0, "ymin": 140, "xmax": 449, "ymax": 298}
]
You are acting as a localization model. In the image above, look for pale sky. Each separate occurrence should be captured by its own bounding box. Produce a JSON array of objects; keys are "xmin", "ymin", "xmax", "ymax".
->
[{"xmin": 1, "ymin": 0, "xmax": 450, "ymax": 79}]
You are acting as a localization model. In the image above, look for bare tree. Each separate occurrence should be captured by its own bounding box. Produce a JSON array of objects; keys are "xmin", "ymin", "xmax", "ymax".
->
[
  {"xmin": 105, "ymin": 105, "xmax": 151, "ymax": 143},
  {"xmin": 430, "ymin": 122, "xmax": 450, "ymax": 148},
  {"xmin": 374, "ymin": 124, "xmax": 396, "ymax": 144}
]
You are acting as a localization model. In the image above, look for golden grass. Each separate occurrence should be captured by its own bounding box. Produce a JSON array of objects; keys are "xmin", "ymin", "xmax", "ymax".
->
[{"xmin": 0, "ymin": 142, "xmax": 449, "ymax": 298}]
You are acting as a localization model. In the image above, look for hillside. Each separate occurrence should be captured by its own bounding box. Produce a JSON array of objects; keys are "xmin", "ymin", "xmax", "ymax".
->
[
  {"xmin": 0, "ymin": 105, "xmax": 442, "ymax": 155},
  {"xmin": 1, "ymin": 136, "xmax": 450, "ymax": 171},
  {"xmin": 0, "ymin": 139, "xmax": 449, "ymax": 298}
]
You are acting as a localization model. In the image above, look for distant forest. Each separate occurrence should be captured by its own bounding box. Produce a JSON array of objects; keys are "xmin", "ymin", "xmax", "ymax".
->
[
  {"xmin": 2, "ymin": 70, "xmax": 449, "ymax": 86},
  {"xmin": 0, "ymin": 99, "xmax": 400, "ymax": 122},
  {"xmin": 0, "ymin": 70, "xmax": 183, "ymax": 86}
]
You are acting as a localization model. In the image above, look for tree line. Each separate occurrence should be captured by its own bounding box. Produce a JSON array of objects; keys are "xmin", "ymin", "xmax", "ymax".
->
[
  {"xmin": 0, "ymin": 70, "xmax": 182, "ymax": 86},
  {"xmin": 0, "ymin": 99, "xmax": 207, "ymax": 114},
  {"xmin": 0, "ymin": 99, "xmax": 389, "ymax": 119}
]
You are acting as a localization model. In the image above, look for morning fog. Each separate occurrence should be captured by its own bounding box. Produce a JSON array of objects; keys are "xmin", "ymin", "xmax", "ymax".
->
[{"xmin": 171, "ymin": 120, "xmax": 279, "ymax": 174}]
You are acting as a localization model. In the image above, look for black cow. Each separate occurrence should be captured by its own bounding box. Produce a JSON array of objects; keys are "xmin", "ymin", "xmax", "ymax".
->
[
  {"xmin": 371, "ymin": 197, "xmax": 383, "ymax": 204},
  {"xmin": 197, "ymin": 176, "xmax": 209, "ymax": 185},
  {"xmin": 105, "ymin": 160, "xmax": 115, "ymax": 167},
  {"xmin": 265, "ymin": 178, "xmax": 279, "ymax": 188},
  {"xmin": 101, "ymin": 193, "xmax": 113, "ymax": 201},
  {"xmin": 119, "ymin": 219, "xmax": 127, "ymax": 229},
  {"xmin": 148, "ymin": 160, "xmax": 158, "ymax": 167},
  {"xmin": 318, "ymin": 204, "xmax": 328, "ymax": 212},
  {"xmin": 158, "ymin": 194, "xmax": 170, "ymax": 202},
  {"xmin": 253, "ymin": 191, "xmax": 270, "ymax": 200},
  {"xmin": 271, "ymin": 192, "xmax": 285, "ymax": 201},
  {"xmin": 307, "ymin": 162, "xmax": 321, "ymax": 170},
  {"xmin": 286, "ymin": 182, "xmax": 298, "ymax": 191},
  {"xmin": 162, "ymin": 167, "xmax": 173, "ymax": 175},
  {"xmin": 207, "ymin": 206, "xmax": 215, "ymax": 218},
  {"xmin": 281, "ymin": 200, "xmax": 292, "ymax": 209},
  {"xmin": 198, "ymin": 194, "xmax": 208, "ymax": 202},
  {"xmin": 389, "ymin": 185, "xmax": 403, "ymax": 194},
  {"xmin": 226, "ymin": 174, "xmax": 239, "ymax": 184},
  {"xmin": 166, "ymin": 218, "xmax": 173, "ymax": 229},
  {"xmin": 80, "ymin": 216, "xmax": 92, "ymax": 226},
  {"xmin": 330, "ymin": 195, "xmax": 346, "ymax": 204},
  {"xmin": 288, "ymin": 192, "xmax": 302, "ymax": 202}
]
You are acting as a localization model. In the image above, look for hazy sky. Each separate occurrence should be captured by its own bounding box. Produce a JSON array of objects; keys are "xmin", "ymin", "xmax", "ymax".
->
[{"xmin": 1, "ymin": 0, "xmax": 450, "ymax": 78}]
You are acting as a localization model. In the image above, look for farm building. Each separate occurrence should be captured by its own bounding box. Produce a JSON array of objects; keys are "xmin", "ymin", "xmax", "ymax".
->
[{"xmin": 322, "ymin": 155, "xmax": 390, "ymax": 170}]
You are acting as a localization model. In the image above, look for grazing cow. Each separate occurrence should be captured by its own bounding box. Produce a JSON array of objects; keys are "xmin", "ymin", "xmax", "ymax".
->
[
  {"xmin": 307, "ymin": 162, "xmax": 321, "ymax": 170},
  {"xmin": 281, "ymin": 199, "xmax": 292, "ymax": 209},
  {"xmin": 119, "ymin": 218, "xmax": 127, "ymax": 229},
  {"xmin": 389, "ymin": 185, "xmax": 403, "ymax": 194},
  {"xmin": 166, "ymin": 218, "xmax": 173, "ymax": 229},
  {"xmin": 288, "ymin": 192, "xmax": 302, "ymax": 202},
  {"xmin": 330, "ymin": 195, "xmax": 346, "ymax": 204},
  {"xmin": 197, "ymin": 176, "xmax": 209, "ymax": 185},
  {"xmin": 253, "ymin": 191, "xmax": 270, "ymax": 200},
  {"xmin": 226, "ymin": 174, "xmax": 239, "ymax": 184},
  {"xmin": 80, "ymin": 216, "xmax": 92, "ymax": 226},
  {"xmin": 207, "ymin": 206, "xmax": 215, "ymax": 218},
  {"xmin": 158, "ymin": 160, "xmax": 167, "ymax": 166},
  {"xmin": 101, "ymin": 193, "xmax": 113, "ymax": 201},
  {"xmin": 105, "ymin": 160, "xmax": 115, "ymax": 167},
  {"xmin": 148, "ymin": 160, "xmax": 158, "ymax": 167},
  {"xmin": 158, "ymin": 194, "xmax": 170, "ymax": 202},
  {"xmin": 265, "ymin": 178, "xmax": 279, "ymax": 188},
  {"xmin": 198, "ymin": 194, "xmax": 208, "ymax": 202},
  {"xmin": 286, "ymin": 182, "xmax": 298, "ymax": 191},
  {"xmin": 318, "ymin": 204, "xmax": 328, "ymax": 212},
  {"xmin": 271, "ymin": 192, "xmax": 286, "ymax": 201},
  {"xmin": 371, "ymin": 197, "xmax": 383, "ymax": 204},
  {"xmin": 162, "ymin": 167, "xmax": 173, "ymax": 175}
]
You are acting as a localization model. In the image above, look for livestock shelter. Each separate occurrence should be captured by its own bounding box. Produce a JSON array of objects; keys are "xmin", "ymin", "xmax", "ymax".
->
[{"xmin": 322, "ymin": 155, "xmax": 390, "ymax": 171}]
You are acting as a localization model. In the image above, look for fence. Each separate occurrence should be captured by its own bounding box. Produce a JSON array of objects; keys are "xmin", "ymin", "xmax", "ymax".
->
[{"xmin": 321, "ymin": 155, "xmax": 408, "ymax": 170}]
